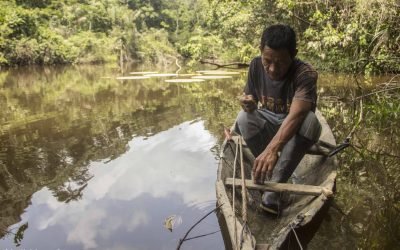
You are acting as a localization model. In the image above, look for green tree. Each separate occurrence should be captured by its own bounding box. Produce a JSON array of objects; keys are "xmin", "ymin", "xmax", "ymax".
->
[{"xmin": 16, "ymin": 0, "xmax": 51, "ymax": 8}]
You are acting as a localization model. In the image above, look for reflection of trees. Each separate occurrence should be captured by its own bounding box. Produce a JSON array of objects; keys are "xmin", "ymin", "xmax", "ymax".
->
[
  {"xmin": 54, "ymin": 182, "xmax": 89, "ymax": 203},
  {"xmin": 0, "ymin": 64, "xmax": 247, "ymax": 240},
  {"xmin": 313, "ymin": 73, "xmax": 400, "ymax": 249}
]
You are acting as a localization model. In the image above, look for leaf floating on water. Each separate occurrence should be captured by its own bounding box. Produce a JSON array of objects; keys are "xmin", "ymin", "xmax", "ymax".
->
[
  {"xmin": 145, "ymin": 73, "xmax": 178, "ymax": 77},
  {"xmin": 129, "ymin": 71, "xmax": 158, "ymax": 75},
  {"xmin": 192, "ymin": 75, "xmax": 232, "ymax": 79},
  {"xmin": 116, "ymin": 76, "xmax": 151, "ymax": 80},
  {"xmin": 165, "ymin": 79, "xmax": 205, "ymax": 83},
  {"xmin": 164, "ymin": 215, "xmax": 174, "ymax": 232},
  {"xmin": 196, "ymin": 70, "xmax": 241, "ymax": 75},
  {"xmin": 163, "ymin": 215, "xmax": 182, "ymax": 232}
]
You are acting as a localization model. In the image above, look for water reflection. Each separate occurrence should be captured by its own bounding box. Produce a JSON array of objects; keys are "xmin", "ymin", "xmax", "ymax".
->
[
  {"xmin": 2, "ymin": 121, "xmax": 221, "ymax": 249},
  {"xmin": 0, "ymin": 64, "xmax": 246, "ymax": 249},
  {"xmin": 0, "ymin": 64, "xmax": 398, "ymax": 249},
  {"xmin": 310, "ymin": 73, "xmax": 400, "ymax": 249}
]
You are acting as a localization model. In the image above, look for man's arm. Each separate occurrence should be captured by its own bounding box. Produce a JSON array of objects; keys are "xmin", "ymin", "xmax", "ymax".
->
[{"xmin": 252, "ymin": 99, "xmax": 312, "ymax": 183}]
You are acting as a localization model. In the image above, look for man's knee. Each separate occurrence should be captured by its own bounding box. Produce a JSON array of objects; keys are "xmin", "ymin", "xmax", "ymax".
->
[
  {"xmin": 298, "ymin": 111, "xmax": 321, "ymax": 143},
  {"xmin": 235, "ymin": 110, "xmax": 249, "ymax": 128},
  {"xmin": 234, "ymin": 110, "xmax": 265, "ymax": 140}
]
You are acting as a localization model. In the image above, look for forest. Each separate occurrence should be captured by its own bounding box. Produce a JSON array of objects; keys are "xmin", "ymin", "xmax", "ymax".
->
[{"xmin": 0, "ymin": 0, "xmax": 399, "ymax": 74}]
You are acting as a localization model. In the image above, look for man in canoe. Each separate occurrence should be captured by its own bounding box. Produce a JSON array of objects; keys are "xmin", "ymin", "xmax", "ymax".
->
[{"xmin": 234, "ymin": 24, "xmax": 322, "ymax": 215}]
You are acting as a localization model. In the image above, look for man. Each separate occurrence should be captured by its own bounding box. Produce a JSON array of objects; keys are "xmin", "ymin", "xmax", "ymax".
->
[{"xmin": 234, "ymin": 24, "xmax": 322, "ymax": 215}]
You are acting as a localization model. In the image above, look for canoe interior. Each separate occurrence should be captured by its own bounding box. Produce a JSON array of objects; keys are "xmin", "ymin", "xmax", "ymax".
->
[{"xmin": 216, "ymin": 111, "xmax": 337, "ymax": 249}]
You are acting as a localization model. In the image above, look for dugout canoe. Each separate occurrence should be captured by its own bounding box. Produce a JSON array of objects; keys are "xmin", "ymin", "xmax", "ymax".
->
[{"xmin": 216, "ymin": 110, "xmax": 337, "ymax": 250}]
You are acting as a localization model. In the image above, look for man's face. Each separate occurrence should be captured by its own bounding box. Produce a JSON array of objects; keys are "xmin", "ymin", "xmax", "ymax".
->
[{"xmin": 261, "ymin": 46, "xmax": 294, "ymax": 81}]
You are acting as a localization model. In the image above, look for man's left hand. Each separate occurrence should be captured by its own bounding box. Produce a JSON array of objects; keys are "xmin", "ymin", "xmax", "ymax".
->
[{"xmin": 252, "ymin": 147, "xmax": 279, "ymax": 184}]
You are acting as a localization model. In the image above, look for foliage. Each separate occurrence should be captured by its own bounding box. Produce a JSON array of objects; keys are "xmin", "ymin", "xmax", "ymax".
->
[
  {"xmin": 0, "ymin": 0, "xmax": 399, "ymax": 73},
  {"xmin": 135, "ymin": 28, "xmax": 177, "ymax": 65},
  {"xmin": 201, "ymin": 0, "xmax": 400, "ymax": 73},
  {"xmin": 0, "ymin": 0, "xmax": 137, "ymax": 65},
  {"xmin": 178, "ymin": 30, "xmax": 223, "ymax": 65},
  {"xmin": 274, "ymin": 0, "xmax": 400, "ymax": 73}
]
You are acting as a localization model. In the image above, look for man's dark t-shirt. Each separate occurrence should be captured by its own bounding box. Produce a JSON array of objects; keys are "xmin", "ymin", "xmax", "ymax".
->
[{"xmin": 244, "ymin": 57, "xmax": 318, "ymax": 114}]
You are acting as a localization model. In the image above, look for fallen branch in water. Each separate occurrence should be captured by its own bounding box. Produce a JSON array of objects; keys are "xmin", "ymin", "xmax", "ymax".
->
[
  {"xmin": 353, "ymin": 74, "xmax": 400, "ymax": 101},
  {"xmin": 176, "ymin": 203, "xmax": 223, "ymax": 250},
  {"xmin": 353, "ymin": 86, "xmax": 400, "ymax": 101},
  {"xmin": 200, "ymin": 60, "xmax": 249, "ymax": 69},
  {"xmin": 183, "ymin": 230, "xmax": 221, "ymax": 241}
]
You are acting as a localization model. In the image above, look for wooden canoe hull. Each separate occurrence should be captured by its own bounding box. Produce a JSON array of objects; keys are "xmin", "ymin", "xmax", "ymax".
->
[{"xmin": 216, "ymin": 110, "xmax": 337, "ymax": 250}]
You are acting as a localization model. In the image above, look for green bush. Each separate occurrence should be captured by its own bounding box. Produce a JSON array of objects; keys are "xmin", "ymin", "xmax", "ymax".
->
[
  {"xmin": 179, "ymin": 33, "xmax": 222, "ymax": 61},
  {"xmin": 68, "ymin": 31, "xmax": 115, "ymax": 64},
  {"xmin": 1, "ymin": 0, "xmax": 398, "ymax": 73},
  {"xmin": 9, "ymin": 38, "xmax": 40, "ymax": 65},
  {"xmin": 3, "ymin": 7, "xmax": 38, "ymax": 39},
  {"xmin": 136, "ymin": 28, "xmax": 177, "ymax": 63},
  {"xmin": 16, "ymin": 0, "xmax": 51, "ymax": 8}
]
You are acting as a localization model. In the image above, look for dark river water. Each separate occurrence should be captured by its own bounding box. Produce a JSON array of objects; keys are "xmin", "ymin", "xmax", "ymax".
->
[{"xmin": 0, "ymin": 64, "xmax": 398, "ymax": 250}]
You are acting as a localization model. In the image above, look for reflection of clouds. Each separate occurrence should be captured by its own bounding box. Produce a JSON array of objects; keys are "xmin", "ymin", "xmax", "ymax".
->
[
  {"xmin": 88, "ymin": 120, "xmax": 217, "ymax": 204},
  {"xmin": 9, "ymin": 120, "xmax": 218, "ymax": 249},
  {"xmin": 67, "ymin": 209, "xmax": 106, "ymax": 249},
  {"xmin": 33, "ymin": 187, "xmax": 64, "ymax": 210},
  {"xmin": 127, "ymin": 210, "xmax": 149, "ymax": 232},
  {"xmin": 173, "ymin": 121, "xmax": 215, "ymax": 153}
]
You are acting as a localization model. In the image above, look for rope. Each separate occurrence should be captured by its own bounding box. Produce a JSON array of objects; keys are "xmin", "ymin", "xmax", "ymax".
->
[
  {"xmin": 232, "ymin": 137, "xmax": 239, "ymax": 250},
  {"xmin": 239, "ymin": 136, "xmax": 248, "ymax": 222},
  {"xmin": 290, "ymin": 224, "xmax": 303, "ymax": 250}
]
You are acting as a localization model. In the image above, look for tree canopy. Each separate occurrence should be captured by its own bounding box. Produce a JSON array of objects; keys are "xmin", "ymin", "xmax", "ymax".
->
[{"xmin": 0, "ymin": 0, "xmax": 399, "ymax": 73}]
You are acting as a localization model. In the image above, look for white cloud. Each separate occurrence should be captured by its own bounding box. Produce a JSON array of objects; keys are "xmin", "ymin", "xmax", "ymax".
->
[
  {"xmin": 126, "ymin": 210, "xmax": 149, "ymax": 232},
  {"xmin": 86, "ymin": 120, "xmax": 217, "ymax": 204},
  {"xmin": 67, "ymin": 208, "xmax": 106, "ymax": 249}
]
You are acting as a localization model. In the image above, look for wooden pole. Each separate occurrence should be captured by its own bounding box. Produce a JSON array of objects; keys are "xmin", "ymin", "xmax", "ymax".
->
[{"xmin": 225, "ymin": 178, "xmax": 333, "ymax": 197}]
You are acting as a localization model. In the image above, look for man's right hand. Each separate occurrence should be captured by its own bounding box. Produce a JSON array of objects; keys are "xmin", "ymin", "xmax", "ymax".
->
[{"xmin": 239, "ymin": 94, "xmax": 257, "ymax": 112}]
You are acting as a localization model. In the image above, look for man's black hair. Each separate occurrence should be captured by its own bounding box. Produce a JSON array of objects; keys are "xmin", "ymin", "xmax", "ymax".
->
[{"xmin": 260, "ymin": 24, "xmax": 297, "ymax": 57}]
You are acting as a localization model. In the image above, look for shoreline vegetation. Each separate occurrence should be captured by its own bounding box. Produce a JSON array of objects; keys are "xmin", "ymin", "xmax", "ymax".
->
[{"xmin": 0, "ymin": 0, "xmax": 399, "ymax": 74}]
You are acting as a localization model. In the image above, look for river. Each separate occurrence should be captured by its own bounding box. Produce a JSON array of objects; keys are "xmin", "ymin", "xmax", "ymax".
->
[{"xmin": 0, "ymin": 64, "xmax": 398, "ymax": 249}]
